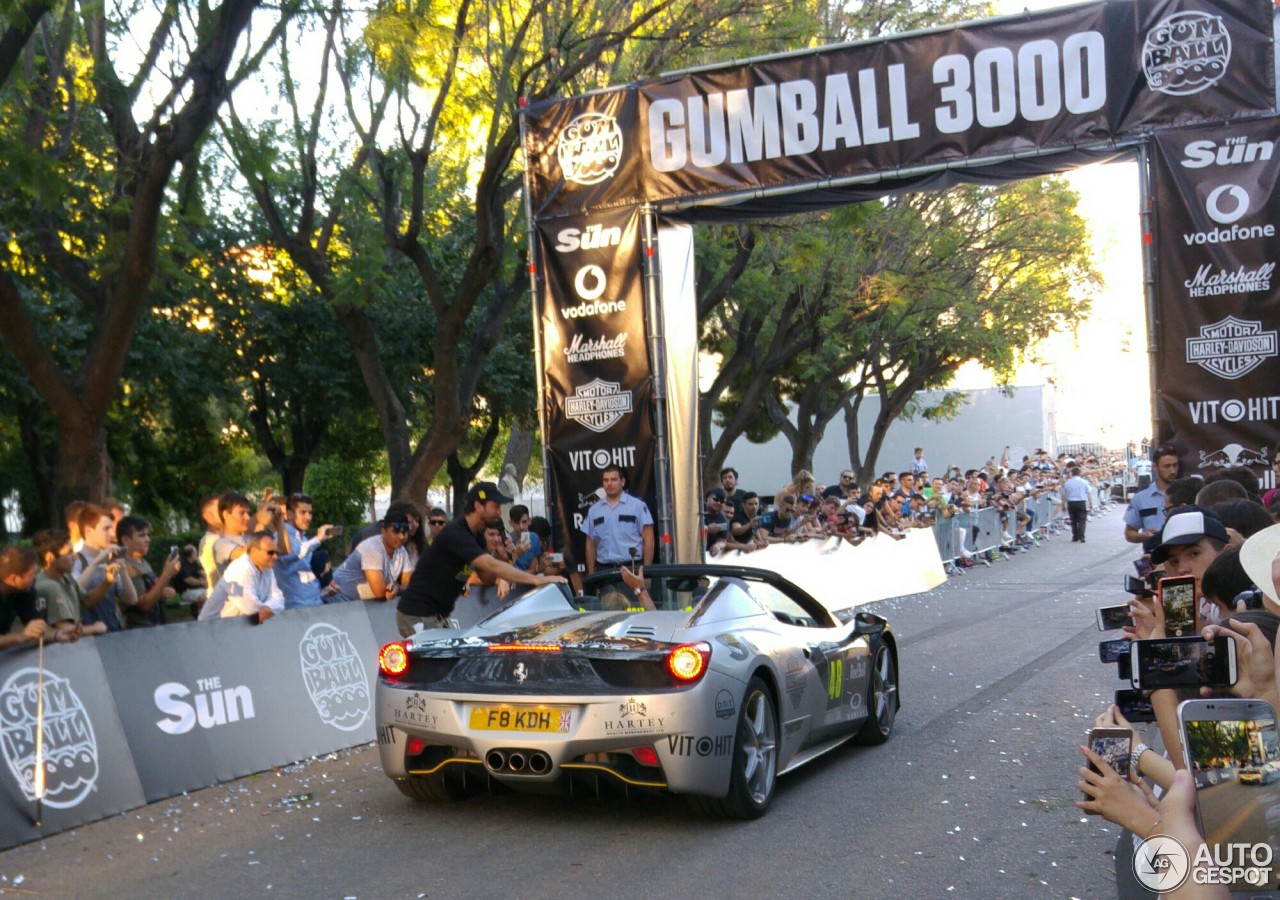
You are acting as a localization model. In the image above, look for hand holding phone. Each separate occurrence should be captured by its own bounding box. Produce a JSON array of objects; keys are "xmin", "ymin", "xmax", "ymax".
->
[
  {"xmin": 1086, "ymin": 727, "xmax": 1132, "ymax": 779},
  {"xmin": 1177, "ymin": 699, "xmax": 1280, "ymax": 891},
  {"xmin": 1158, "ymin": 575, "xmax": 1197, "ymax": 637},
  {"xmin": 1096, "ymin": 604, "xmax": 1132, "ymax": 631},
  {"xmin": 1130, "ymin": 636, "xmax": 1237, "ymax": 690}
]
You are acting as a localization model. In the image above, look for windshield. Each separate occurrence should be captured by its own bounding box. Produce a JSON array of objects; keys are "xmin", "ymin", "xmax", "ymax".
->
[
  {"xmin": 580, "ymin": 567, "xmax": 837, "ymax": 628},
  {"xmin": 578, "ymin": 571, "xmax": 712, "ymax": 612}
]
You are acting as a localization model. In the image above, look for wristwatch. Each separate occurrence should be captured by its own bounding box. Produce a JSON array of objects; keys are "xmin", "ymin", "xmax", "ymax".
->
[{"xmin": 1130, "ymin": 742, "xmax": 1149, "ymax": 777}]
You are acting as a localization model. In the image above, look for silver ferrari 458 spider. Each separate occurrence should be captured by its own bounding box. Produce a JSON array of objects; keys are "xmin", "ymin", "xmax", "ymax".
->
[{"xmin": 375, "ymin": 564, "xmax": 898, "ymax": 818}]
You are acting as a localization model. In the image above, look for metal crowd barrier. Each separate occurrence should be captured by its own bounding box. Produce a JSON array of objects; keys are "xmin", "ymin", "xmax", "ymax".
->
[{"xmin": 928, "ymin": 482, "xmax": 1113, "ymax": 573}]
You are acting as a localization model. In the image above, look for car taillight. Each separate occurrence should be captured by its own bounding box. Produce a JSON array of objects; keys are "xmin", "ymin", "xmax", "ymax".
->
[
  {"xmin": 406, "ymin": 736, "xmax": 427, "ymax": 756},
  {"xmin": 666, "ymin": 642, "xmax": 710, "ymax": 683},
  {"xmin": 379, "ymin": 641, "xmax": 410, "ymax": 678},
  {"xmin": 630, "ymin": 747, "xmax": 660, "ymax": 767}
]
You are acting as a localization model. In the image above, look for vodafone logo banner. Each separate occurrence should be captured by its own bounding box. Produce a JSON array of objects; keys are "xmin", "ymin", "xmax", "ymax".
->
[
  {"xmin": 522, "ymin": 0, "xmax": 1274, "ymax": 218},
  {"xmin": 1152, "ymin": 118, "xmax": 1280, "ymax": 480},
  {"xmin": 536, "ymin": 208, "xmax": 656, "ymax": 564}
]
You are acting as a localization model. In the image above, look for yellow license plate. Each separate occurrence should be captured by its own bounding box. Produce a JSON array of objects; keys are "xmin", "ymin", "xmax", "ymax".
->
[{"xmin": 469, "ymin": 705, "xmax": 572, "ymax": 733}]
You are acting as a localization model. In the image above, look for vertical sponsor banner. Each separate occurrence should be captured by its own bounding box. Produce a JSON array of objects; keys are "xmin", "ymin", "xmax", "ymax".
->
[
  {"xmin": 1152, "ymin": 119, "xmax": 1280, "ymax": 488},
  {"xmin": 656, "ymin": 222, "xmax": 703, "ymax": 563},
  {"xmin": 0, "ymin": 643, "xmax": 145, "ymax": 849},
  {"xmin": 535, "ymin": 207, "xmax": 655, "ymax": 565}
]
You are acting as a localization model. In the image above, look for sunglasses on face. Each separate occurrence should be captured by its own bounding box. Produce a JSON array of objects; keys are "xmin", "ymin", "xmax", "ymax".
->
[
  {"xmin": 257, "ymin": 548, "xmax": 279, "ymax": 556},
  {"xmin": 429, "ymin": 519, "xmax": 446, "ymax": 527},
  {"xmin": 390, "ymin": 523, "xmax": 411, "ymax": 534}
]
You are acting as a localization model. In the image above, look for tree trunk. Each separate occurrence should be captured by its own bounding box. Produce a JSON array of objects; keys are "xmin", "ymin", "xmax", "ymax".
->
[
  {"xmin": 842, "ymin": 394, "xmax": 866, "ymax": 484},
  {"xmin": 52, "ymin": 417, "xmax": 113, "ymax": 512},
  {"xmin": 334, "ymin": 303, "xmax": 413, "ymax": 493},
  {"xmin": 443, "ymin": 417, "xmax": 503, "ymax": 512},
  {"xmin": 15, "ymin": 400, "xmax": 54, "ymax": 531}
]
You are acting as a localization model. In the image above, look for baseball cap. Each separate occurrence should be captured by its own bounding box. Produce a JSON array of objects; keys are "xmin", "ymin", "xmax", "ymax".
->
[
  {"xmin": 466, "ymin": 481, "xmax": 513, "ymax": 507},
  {"xmin": 1150, "ymin": 506, "xmax": 1230, "ymax": 564},
  {"xmin": 381, "ymin": 510, "xmax": 411, "ymax": 527},
  {"xmin": 706, "ymin": 487, "xmax": 727, "ymax": 502}
]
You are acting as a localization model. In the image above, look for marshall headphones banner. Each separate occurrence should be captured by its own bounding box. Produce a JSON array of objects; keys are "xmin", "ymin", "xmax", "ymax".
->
[
  {"xmin": 534, "ymin": 207, "xmax": 656, "ymax": 565},
  {"xmin": 523, "ymin": 0, "xmax": 1275, "ymax": 219},
  {"xmin": 1152, "ymin": 118, "xmax": 1280, "ymax": 482}
]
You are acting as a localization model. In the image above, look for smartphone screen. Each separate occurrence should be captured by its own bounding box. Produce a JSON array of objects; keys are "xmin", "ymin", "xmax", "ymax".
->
[
  {"xmin": 1087, "ymin": 727, "xmax": 1131, "ymax": 779},
  {"xmin": 1114, "ymin": 688, "xmax": 1155, "ymax": 723},
  {"xmin": 1130, "ymin": 636, "xmax": 1236, "ymax": 690},
  {"xmin": 1159, "ymin": 576, "xmax": 1197, "ymax": 637},
  {"xmin": 1099, "ymin": 638, "xmax": 1130, "ymax": 663},
  {"xmin": 1178, "ymin": 699, "xmax": 1280, "ymax": 892},
  {"xmin": 1096, "ymin": 604, "xmax": 1131, "ymax": 631}
]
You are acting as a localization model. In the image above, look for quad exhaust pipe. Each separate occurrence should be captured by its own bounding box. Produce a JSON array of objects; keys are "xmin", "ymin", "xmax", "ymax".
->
[{"xmin": 485, "ymin": 748, "xmax": 552, "ymax": 775}]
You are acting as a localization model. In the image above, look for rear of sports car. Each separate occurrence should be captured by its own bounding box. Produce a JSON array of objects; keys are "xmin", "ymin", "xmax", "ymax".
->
[{"xmin": 375, "ymin": 618, "xmax": 745, "ymax": 802}]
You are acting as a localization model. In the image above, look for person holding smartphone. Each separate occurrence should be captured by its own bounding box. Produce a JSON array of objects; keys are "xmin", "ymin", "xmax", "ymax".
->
[
  {"xmin": 276, "ymin": 492, "xmax": 336, "ymax": 609},
  {"xmin": 1125, "ymin": 508, "xmax": 1231, "ymax": 770},
  {"xmin": 117, "ymin": 515, "xmax": 182, "ymax": 627}
]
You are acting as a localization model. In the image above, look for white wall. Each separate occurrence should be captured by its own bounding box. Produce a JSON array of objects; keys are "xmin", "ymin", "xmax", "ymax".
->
[{"xmin": 711, "ymin": 384, "xmax": 1057, "ymax": 492}]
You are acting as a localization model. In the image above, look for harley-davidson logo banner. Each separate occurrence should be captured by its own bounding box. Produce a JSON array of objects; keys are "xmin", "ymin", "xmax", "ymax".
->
[
  {"xmin": 1152, "ymin": 119, "xmax": 1280, "ymax": 483},
  {"xmin": 535, "ymin": 208, "xmax": 656, "ymax": 566},
  {"xmin": 522, "ymin": 0, "xmax": 1274, "ymax": 219}
]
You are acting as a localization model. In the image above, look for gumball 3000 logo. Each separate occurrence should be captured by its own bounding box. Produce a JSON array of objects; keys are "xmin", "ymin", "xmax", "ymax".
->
[
  {"xmin": 0, "ymin": 668, "xmax": 99, "ymax": 809},
  {"xmin": 1142, "ymin": 12, "xmax": 1230, "ymax": 97},
  {"xmin": 299, "ymin": 623, "xmax": 370, "ymax": 732}
]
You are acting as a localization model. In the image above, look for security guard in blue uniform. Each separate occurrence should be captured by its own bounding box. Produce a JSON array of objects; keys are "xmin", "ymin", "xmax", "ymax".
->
[{"xmin": 582, "ymin": 465, "xmax": 654, "ymax": 575}]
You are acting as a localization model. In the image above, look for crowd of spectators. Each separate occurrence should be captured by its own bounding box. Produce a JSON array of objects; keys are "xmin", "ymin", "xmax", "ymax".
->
[
  {"xmin": 0, "ymin": 485, "xmax": 585, "ymax": 651},
  {"xmin": 703, "ymin": 444, "xmax": 1125, "ymax": 565},
  {"xmin": 1075, "ymin": 445, "xmax": 1280, "ymax": 898}
]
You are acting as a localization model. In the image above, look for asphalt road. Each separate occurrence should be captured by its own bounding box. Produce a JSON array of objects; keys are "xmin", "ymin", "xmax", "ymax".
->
[{"xmin": 1, "ymin": 510, "xmax": 1142, "ymax": 899}]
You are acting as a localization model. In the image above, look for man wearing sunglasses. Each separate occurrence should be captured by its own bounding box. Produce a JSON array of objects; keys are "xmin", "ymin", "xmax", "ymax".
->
[
  {"xmin": 426, "ymin": 508, "xmax": 448, "ymax": 544},
  {"xmin": 327, "ymin": 511, "xmax": 414, "ymax": 604},
  {"xmin": 198, "ymin": 531, "xmax": 285, "ymax": 623}
]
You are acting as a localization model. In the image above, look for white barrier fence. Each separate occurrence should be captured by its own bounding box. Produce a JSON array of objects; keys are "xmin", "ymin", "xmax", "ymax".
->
[{"xmin": 715, "ymin": 527, "xmax": 947, "ymax": 608}]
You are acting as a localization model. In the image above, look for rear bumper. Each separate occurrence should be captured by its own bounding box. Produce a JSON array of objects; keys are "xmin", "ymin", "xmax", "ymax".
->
[{"xmin": 375, "ymin": 671, "xmax": 744, "ymax": 797}]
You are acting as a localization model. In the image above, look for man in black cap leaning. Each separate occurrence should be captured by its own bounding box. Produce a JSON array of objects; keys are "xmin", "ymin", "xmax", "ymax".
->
[{"xmin": 396, "ymin": 482, "xmax": 567, "ymax": 637}]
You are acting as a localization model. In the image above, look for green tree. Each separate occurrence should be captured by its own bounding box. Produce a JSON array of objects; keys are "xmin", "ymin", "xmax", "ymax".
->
[
  {"xmin": 223, "ymin": 0, "xmax": 818, "ymax": 505},
  {"xmin": 696, "ymin": 176, "xmax": 1096, "ymax": 485},
  {"xmin": 0, "ymin": 0, "xmax": 276, "ymax": 519},
  {"xmin": 834, "ymin": 179, "xmax": 1097, "ymax": 481}
]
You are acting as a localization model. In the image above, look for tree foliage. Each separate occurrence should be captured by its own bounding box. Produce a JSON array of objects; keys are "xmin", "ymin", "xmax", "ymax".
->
[
  {"xmin": 0, "ymin": 0, "xmax": 1109, "ymax": 539},
  {"xmin": 0, "ymin": 0, "xmax": 271, "ymax": 518},
  {"xmin": 697, "ymin": 177, "xmax": 1097, "ymax": 485}
]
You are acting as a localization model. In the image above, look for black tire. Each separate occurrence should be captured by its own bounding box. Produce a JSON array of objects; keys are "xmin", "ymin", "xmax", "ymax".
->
[
  {"xmin": 688, "ymin": 677, "xmax": 778, "ymax": 819},
  {"xmin": 394, "ymin": 769, "xmax": 471, "ymax": 802},
  {"xmin": 855, "ymin": 643, "xmax": 898, "ymax": 746}
]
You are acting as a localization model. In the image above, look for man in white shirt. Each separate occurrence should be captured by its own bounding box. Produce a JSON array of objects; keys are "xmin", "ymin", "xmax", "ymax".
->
[
  {"xmin": 199, "ymin": 531, "xmax": 285, "ymax": 623},
  {"xmin": 1062, "ymin": 466, "xmax": 1094, "ymax": 543},
  {"xmin": 327, "ymin": 511, "xmax": 412, "ymax": 602}
]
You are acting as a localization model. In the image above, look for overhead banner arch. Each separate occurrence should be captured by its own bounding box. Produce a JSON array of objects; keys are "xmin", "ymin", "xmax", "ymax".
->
[{"xmin": 520, "ymin": 0, "xmax": 1277, "ymax": 565}]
